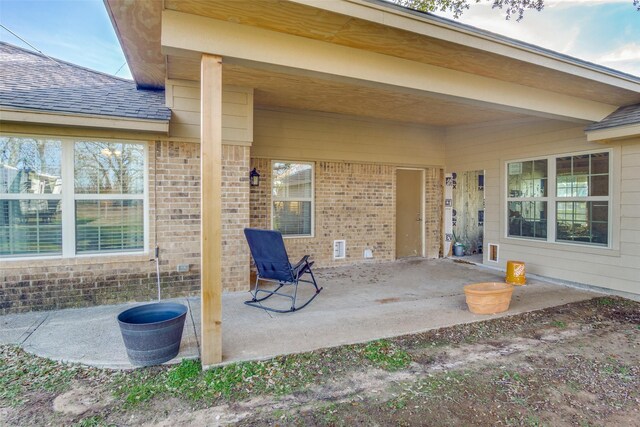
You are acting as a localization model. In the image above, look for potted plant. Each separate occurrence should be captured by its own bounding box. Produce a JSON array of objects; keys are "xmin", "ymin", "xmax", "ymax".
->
[
  {"xmin": 117, "ymin": 247, "xmax": 188, "ymax": 367},
  {"xmin": 452, "ymin": 231, "xmax": 466, "ymax": 257},
  {"xmin": 453, "ymin": 242, "xmax": 465, "ymax": 256}
]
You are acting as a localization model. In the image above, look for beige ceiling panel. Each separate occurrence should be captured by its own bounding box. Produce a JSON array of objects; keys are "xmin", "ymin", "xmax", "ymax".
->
[{"xmin": 167, "ymin": 55, "xmax": 525, "ymax": 126}]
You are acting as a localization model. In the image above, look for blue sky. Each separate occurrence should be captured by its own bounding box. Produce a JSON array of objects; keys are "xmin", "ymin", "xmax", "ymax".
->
[
  {"xmin": 434, "ymin": 0, "xmax": 640, "ymax": 77},
  {"xmin": 0, "ymin": 0, "xmax": 639, "ymax": 80},
  {"xmin": 0, "ymin": 0, "xmax": 132, "ymax": 78}
]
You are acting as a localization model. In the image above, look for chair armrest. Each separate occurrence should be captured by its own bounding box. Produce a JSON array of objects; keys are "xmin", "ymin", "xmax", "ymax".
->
[
  {"xmin": 291, "ymin": 255, "xmax": 311, "ymax": 278},
  {"xmin": 291, "ymin": 255, "xmax": 310, "ymax": 270}
]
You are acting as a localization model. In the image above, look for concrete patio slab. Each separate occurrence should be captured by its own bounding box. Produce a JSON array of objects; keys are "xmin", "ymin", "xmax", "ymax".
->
[
  {"xmin": 0, "ymin": 311, "xmax": 48, "ymax": 345},
  {"xmin": 218, "ymin": 258, "xmax": 599, "ymax": 363},
  {"xmin": 0, "ymin": 259, "xmax": 603, "ymax": 369},
  {"xmin": 1, "ymin": 300, "xmax": 201, "ymax": 369}
]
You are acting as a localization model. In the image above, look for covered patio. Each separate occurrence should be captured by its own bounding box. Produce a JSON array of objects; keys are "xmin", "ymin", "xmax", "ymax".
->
[
  {"xmin": 0, "ymin": 259, "xmax": 600, "ymax": 369},
  {"xmin": 96, "ymin": 0, "xmax": 640, "ymax": 368}
]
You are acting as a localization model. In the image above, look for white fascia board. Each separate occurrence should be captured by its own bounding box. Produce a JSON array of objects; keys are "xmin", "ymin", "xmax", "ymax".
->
[
  {"xmin": 0, "ymin": 108, "xmax": 169, "ymax": 134},
  {"xmin": 586, "ymin": 123, "xmax": 640, "ymax": 142}
]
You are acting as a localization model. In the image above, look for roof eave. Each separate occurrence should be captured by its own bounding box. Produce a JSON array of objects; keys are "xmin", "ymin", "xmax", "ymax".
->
[
  {"xmin": 294, "ymin": 0, "xmax": 640, "ymax": 91},
  {"xmin": 108, "ymin": 0, "xmax": 640, "ymax": 98},
  {"xmin": 586, "ymin": 123, "xmax": 640, "ymax": 142},
  {"xmin": 0, "ymin": 107, "xmax": 169, "ymax": 134},
  {"xmin": 103, "ymin": 0, "xmax": 165, "ymax": 90}
]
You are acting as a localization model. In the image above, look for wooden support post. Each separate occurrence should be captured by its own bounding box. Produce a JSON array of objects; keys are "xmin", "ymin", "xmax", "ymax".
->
[{"xmin": 200, "ymin": 54, "xmax": 223, "ymax": 366}]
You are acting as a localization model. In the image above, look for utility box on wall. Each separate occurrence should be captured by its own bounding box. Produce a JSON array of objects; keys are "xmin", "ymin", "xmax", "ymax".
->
[{"xmin": 333, "ymin": 240, "xmax": 346, "ymax": 259}]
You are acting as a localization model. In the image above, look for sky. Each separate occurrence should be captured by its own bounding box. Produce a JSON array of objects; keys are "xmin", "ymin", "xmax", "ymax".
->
[
  {"xmin": 0, "ymin": 0, "xmax": 132, "ymax": 78},
  {"xmin": 432, "ymin": 0, "xmax": 640, "ymax": 77},
  {"xmin": 0, "ymin": 0, "xmax": 639, "ymax": 81}
]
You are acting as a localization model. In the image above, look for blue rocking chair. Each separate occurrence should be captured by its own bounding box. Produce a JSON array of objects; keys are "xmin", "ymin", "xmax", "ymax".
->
[{"xmin": 244, "ymin": 228, "xmax": 323, "ymax": 313}]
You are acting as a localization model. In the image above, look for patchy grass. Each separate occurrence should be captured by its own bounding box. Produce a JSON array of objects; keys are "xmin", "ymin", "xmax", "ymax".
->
[
  {"xmin": 112, "ymin": 366, "xmax": 164, "ymax": 406},
  {"xmin": 203, "ymin": 360, "xmax": 269, "ymax": 398},
  {"xmin": 363, "ymin": 339, "xmax": 411, "ymax": 371},
  {"xmin": 0, "ymin": 345, "xmax": 102, "ymax": 407},
  {"xmin": 71, "ymin": 415, "xmax": 112, "ymax": 427},
  {"xmin": 596, "ymin": 297, "xmax": 616, "ymax": 306},
  {"xmin": 2, "ymin": 296, "xmax": 638, "ymax": 427},
  {"xmin": 112, "ymin": 345, "xmax": 367, "ymax": 408},
  {"xmin": 166, "ymin": 358, "xmax": 201, "ymax": 389},
  {"xmin": 126, "ymin": 341, "xmax": 406, "ymax": 406}
]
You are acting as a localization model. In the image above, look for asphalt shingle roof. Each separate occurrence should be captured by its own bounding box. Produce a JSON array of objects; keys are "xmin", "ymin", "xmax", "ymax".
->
[
  {"xmin": 0, "ymin": 42, "xmax": 170, "ymax": 122},
  {"xmin": 585, "ymin": 103, "xmax": 640, "ymax": 132}
]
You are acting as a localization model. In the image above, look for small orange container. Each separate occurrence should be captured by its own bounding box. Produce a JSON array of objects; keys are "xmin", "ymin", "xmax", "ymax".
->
[{"xmin": 506, "ymin": 260, "xmax": 526, "ymax": 285}]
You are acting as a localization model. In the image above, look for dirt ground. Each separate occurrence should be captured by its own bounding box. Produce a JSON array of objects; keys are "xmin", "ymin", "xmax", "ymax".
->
[{"xmin": 1, "ymin": 296, "xmax": 639, "ymax": 426}]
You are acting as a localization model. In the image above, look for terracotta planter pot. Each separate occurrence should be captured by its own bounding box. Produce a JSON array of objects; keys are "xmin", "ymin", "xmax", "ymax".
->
[{"xmin": 464, "ymin": 282, "xmax": 514, "ymax": 314}]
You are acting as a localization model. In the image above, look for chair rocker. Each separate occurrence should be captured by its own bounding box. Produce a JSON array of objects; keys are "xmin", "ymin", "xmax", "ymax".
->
[{"xmin": 244, "ymin": 228, "xmax": 323, "ymax": 313}]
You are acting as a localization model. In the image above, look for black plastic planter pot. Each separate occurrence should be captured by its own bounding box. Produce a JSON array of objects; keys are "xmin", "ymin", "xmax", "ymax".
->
[{"xmin": 117, "ymin": 302, "xmax": 188, "ymax": 367}]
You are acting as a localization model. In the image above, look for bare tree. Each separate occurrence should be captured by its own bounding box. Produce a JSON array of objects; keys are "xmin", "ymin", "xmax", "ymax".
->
[{"xmin": 74, "ymin": 142, "xmax": 144, "ymax": 194}]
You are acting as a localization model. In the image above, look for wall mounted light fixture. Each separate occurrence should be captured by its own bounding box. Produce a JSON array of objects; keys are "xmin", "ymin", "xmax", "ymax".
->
[{"xmin": 250, "ymin": 168, "xmax": 260, "ymax": 187}]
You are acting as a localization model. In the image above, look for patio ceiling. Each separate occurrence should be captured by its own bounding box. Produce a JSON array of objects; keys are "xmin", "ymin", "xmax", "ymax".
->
[
  {"xmin": 164, "ymin": 0, "xmax": 640, "ymax": 107},
  {"xmin": 167, "ymin": 56, "xmax": 529, "ymax": 127},
  {"xmin": 106, "ymin": 0, "xmax": 640, "ymax": 108}
]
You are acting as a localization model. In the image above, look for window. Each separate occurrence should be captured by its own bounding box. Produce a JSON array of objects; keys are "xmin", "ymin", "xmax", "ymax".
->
[
  {"xmin": 272, "ymin": 161, "xmax": 313, "ymax": 236},
  {"xmin": 74, "ymin": 142, "xmax": 145, "ymax": 253},
  {"xmin": 556, "ymin": 153, "xmax": 609, "ymax": 245},
  {"xmin": 0, "ymin": 136, "xmax": 146, "ymax": 258},
  {"xmin": 0, "ymin": 138, "xmax": 63, "ymax": 257},
  {"xmin": 507, "ymin": 159, "xmax": 547, "ymax": 239},
  {"xmin": 506, "ymin": 151, "xmax": 610, "ymax": 247}
]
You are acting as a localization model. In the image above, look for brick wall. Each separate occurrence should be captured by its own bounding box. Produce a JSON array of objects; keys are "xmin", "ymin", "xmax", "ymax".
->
[
  {"xmin": 153, "ymin": 140, "xmax": 202, "ymax": 279},
  {"xmin": 221, "ymin": 145, "xmax": 251, "ymax": 292},
  {"xmin": 425, "ymin": 168, "xmax": 444, "ymax": 258},
  {"xmin": 250, "ymin": 158, "xmax": 442, "ymax": 267},
  {"xmin": 1, "ymin": 141, "xmax": 250, "ymax": 314},
  {"xmin": 1, "ymin": 141, "xmax": 443, "ymax": 314}
]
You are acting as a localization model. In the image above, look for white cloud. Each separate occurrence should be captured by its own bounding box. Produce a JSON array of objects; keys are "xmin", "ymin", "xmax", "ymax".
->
[
  {"xmin": 432, "ymin": 2, "xmax": 640, "ymax": 77},
  {"xmin": 434, "ymin": 4, "xmax": 585, "ymax": 55},
  {"xmin": 600, "ymin": 43, "xmax": 640, "ymax": 62},
  {"xmin": 594, "ymin": 43, "xmax": 640, "ymax": 76}
]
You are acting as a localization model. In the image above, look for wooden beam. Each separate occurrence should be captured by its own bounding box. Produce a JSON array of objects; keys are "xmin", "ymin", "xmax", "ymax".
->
[{"xmin": 200, "ymin": 53, "xmax": 223, "ymax": 366}]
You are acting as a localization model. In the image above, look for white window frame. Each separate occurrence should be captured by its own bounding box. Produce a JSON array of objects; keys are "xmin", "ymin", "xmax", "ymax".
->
[
  {"xmin": 506, "ymin": 158, "xmax": 549, "ymax": 242},
  {"xmin": 0, "ymin": 135, "xmax": 149, "ymax": 260},
  {"xmin": 0, "ymin": 138, "xmax": 64, "ymax": 258},
  {"xmin": 270, "ymin": 160, "xmax": 315, "ymax": 238},
  {"xmin": 505, "ymin": 148, "xmax": 613, "ymax": 248}
]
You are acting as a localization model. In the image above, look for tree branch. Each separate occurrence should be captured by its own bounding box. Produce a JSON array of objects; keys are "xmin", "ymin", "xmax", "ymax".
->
[{"xmin": 395, "ymin": 0, "xmax": 544, "ymax": 21}]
